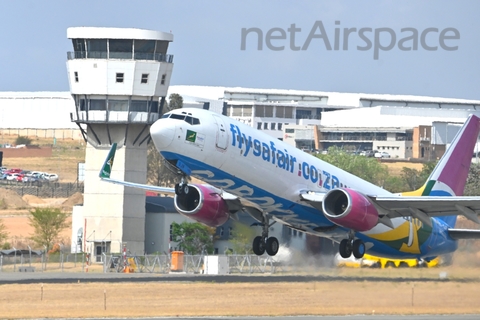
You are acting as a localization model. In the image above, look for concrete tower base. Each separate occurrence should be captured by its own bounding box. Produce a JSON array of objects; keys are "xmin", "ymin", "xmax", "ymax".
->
[{"xmin": 82, "ymin": 124, "xmax": 148, "ymax": 256}]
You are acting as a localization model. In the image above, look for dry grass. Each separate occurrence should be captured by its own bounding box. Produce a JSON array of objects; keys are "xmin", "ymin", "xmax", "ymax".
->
[
  {"xmin": 0, "ymin": 279, "xmax": 479, "ymax": 318},
  {"xmin": 384, "ymin": 160, "xmax": 424, "ymax": 176}
]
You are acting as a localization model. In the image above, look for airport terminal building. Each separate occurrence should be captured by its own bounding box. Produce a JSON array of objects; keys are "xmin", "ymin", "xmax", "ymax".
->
[{"xmin": 2, "ymin": 86, "xmax": 479, "ymax": 159}]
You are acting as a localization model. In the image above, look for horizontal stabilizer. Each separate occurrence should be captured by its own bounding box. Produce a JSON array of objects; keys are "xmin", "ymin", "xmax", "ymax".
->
[{"xmin": 448, "ymin": 229, "xmax": 480, "ymax": 240}]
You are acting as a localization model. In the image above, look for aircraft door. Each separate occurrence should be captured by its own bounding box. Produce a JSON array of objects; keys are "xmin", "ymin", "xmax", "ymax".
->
[{"xmin": 212, "ymin": 115, "xmax": 228, "ymax": 150}]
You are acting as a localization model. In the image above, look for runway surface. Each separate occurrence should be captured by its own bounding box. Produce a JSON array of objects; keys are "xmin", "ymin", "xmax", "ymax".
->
[{"xmin": 0, "ymin": 271, "xmax": 479, "ymax": 285}]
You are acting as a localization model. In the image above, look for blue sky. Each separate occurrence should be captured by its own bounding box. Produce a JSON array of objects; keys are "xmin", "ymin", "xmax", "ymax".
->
[{"xmin": 1, "ymin": 1, "xmax": 479, "ymax": 100}]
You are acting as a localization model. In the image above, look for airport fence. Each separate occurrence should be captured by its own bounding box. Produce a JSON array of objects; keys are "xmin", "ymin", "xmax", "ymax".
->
[
  {"xmin": 102, "ymin": 253, "xmax": 284, "ymax": 274},
  {"xmin": 0, "ymin": 252, "xmax": 87, "ymax": 273},
  {"xmin": 0, "ymin": 251, "xmax": 285, "ymax": 274},
  {"xmin": 0, "ymin": 181, "xmax": 83, "ymax": 198}
]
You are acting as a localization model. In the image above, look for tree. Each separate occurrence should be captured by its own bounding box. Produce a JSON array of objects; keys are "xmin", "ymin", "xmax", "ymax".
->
[
  {"xmin": 168, "ymin": 93, "xmax": 183, "ymax": 111},
  {"xmin": 465, "ymin": 163, "xmax": 480, "ymax": 196},
  {"xmin": 400, "ymin": 161, "xmax": 437, "ymax": 191},
  {"xmin": 15, "ymin": 136, "xmax": 32, "ymax": 145},
  {"xmin": 147, "ymin": 143, "xmax": 181, "ymax": 187},
  {"xmin": 0, "ymin": 219, "xmax": 8, "ymax": 247},
  {"xmin": 171, "ymin": 221, "xmax": 215, "ymax": 255},
  {"xmin": 316, "ymin": 146, "xmax": 389, "ymax": 187},
  {"xmin": 29, "ymin": 208, "xmax": 69, "ymax": 251},
  {"xmin": 229, "ymin": 221, "xmax": 256, "ymax": 254},
  {"xmin": 401, "ymin": 167, "xmax": 421, "ymax": 191},
  {"xmin": 147, "ymin": 94, "xmax": 185, "ymax": 186}
]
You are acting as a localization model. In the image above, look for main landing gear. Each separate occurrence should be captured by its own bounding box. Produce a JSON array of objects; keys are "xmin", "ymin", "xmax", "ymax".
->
[
  {"xmin": 339, "ymin": 231, "xmax": 366, "ymax": 259},
  {"xmin": 252, "ymin": 216, "xmax": 279, "ymax": 256},
  {"xmin": 175, "ymin": 177, "xmax": 189, "ymax": 196}
]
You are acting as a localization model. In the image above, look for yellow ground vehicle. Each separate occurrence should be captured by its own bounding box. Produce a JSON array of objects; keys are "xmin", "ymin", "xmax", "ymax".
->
[
  {"xmin": 336, "ymin": 253, "xmax": 440, "ymax": 268},
  {"xmin": 363, "ymin": 254, "xmax": 439, "ymax": 268}
]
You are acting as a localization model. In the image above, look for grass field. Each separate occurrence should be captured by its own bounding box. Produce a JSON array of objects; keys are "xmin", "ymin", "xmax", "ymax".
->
[{"xmin": 0, "ymin": 276, "xmax": 480, "ymax": 318}]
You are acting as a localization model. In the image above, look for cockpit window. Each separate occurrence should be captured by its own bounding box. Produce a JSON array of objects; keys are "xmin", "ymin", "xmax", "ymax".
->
[
  {"xmin": 170, "ymin": 113, "xmax": 185, "ymax": 120},
  {"xmin": 163, "ymin": 113, "xmax": 200, "ymax": 125}
]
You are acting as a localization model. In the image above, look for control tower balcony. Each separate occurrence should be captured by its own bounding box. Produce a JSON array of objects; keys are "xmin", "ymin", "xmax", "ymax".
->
[{"xmin": 70, "ymin": 108, "xmax": 160, "ymax": 124}]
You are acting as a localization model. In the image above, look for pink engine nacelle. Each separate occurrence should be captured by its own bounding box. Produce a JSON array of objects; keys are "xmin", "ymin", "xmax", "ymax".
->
[
  {"xmin": 174, "ymin": 184, "xmax": 230, "ymax": 227},
  {"xmin": 321, "ymin": 188, "xmax": 379, "ymax": 232}
]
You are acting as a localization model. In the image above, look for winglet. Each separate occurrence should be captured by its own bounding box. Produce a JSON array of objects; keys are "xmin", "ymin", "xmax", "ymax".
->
[{"xmin": 99, "ymin": 143, "xmax": 117, "ymax": 179}]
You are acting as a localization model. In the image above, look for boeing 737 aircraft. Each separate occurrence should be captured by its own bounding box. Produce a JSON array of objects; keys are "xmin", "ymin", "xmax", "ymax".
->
[{"xmin": 100, "ymin": 108, "xmax": 480, "ymax": 261}]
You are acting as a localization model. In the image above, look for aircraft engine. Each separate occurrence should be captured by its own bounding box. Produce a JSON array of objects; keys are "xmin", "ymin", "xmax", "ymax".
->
[
  {"xmin": 321, "ymin": 188, "xmax": 378, "ymax": 231},
  {"xmin": 174, "ymin": 184, "xmax": 230, "ymax": 227}
]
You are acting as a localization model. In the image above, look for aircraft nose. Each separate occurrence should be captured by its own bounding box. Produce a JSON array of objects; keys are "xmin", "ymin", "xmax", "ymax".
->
[{"xmin": 150, "ymin": 120, "xmax": 175, "ymax": 150}]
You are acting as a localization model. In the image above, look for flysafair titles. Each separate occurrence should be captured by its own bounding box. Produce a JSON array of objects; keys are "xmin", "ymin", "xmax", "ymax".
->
[{"xmin": 229, "ymin": 123, "xmax": 344, "ymax": 191}]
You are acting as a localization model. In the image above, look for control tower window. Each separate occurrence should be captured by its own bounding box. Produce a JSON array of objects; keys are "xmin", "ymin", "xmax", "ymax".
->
[
  {"xmin": 161, "ymin": 74, "xmax": 166, "ymax": 85},
  {"xmin": 90, "ymin": 99, "xmax": 106, "ymax": 111},
  {"xmin": 79, "ymin": 99, "xmax": 87, "ymax": 111},
  {"xmin": 141, "ymin": 74, "xmax": 149, "ymax": 84},
  {"xmin": 131, "ymin": 100, "xmax": 148, "ymax": 112},
  {"xmin": 155, "ymin": 40, "xmax": 169, "ymax": 54},
  {"xmin": 116, "ymin": 73, "xmax": 124, "ymax": 83},
  {"xmin": 74, "ymin": 72, "xmax": 79, "ymax": 82},
  {"xmin": 109, "ymin": 39, "xmax": 133, "ymax": 59},
  {"xmin": 72, "ymin": 39, "xmax": 86, "ymax": 58},
  {"xmin": 150, "ymin": 101, "xmax": 159, "ymax": 113},
  {"xmin": 86, "ymin": 39, "xmax": 107, "ymax": 59},
  {"xmin": 73, "ymin": 39, "xmax": 86, "ymax": 52},
  {"xmin": 134, "ymin": 40, "xmax": 155, "ymax": 60},
  {"xmin": 109, "ymin": 100, "xmax": 128, "ymax": 112}
]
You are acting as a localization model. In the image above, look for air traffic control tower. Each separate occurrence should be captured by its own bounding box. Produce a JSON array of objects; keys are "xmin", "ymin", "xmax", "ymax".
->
[{"xmin": 66, "ymin": 27, "xmax": 174, "ymax": 257}]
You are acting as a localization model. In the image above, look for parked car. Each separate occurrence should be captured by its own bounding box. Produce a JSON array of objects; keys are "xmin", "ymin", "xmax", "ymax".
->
[
  {"xmin": 6, "ymin": 173, "xmax": 20, "ymax": 181},
  {"xmin": 4, "ymin": 168, "xmax": 22, "ymax": 174},
  {"xmin": 374, "ymin": 151, "xmax": 391, "ymax": 158},
  {"xmin": 22, "ymin": 175, "xmax": 42, "ymax": 185},
  {"xmin": 363, "ymin": 150, "xmax": 377, "ymax": 157},
  {"xmin": 41, "ymin": 173, "xmax": 59, "ymax": 182}
]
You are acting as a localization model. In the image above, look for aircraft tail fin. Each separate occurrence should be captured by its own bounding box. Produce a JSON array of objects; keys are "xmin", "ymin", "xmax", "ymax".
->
[
  {"xmin": 422, "ymin": 114, "xmax": 480, "ymax": 198},
  {"xmin": 99, "ymin": 143, "xmax": 117, "ymax": 179},
  {"xmin": 403, "ymin": 115, "xmax": 480, "ymax": 227}
]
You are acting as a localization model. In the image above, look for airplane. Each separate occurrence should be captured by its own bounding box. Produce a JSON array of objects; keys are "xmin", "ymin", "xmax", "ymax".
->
[{"xmin": 99, "ymin": 108, "xmax": 480, "ymax": 260}]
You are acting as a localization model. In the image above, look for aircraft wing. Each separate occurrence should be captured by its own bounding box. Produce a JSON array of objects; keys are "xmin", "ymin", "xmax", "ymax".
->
[
  {"xmin": 100, "ymin": 176, "xmax": 176, "ymax": 195},
  {"xmin": 98, "ymin": 143, "xmax": 254, "ymax": 215},
  {"xmin": 368, "ymin": 195, "xmax": 480, "ymax": 227},
  {"xmin": 98, "ymin": 143, "xmax": 176, "ymax": 195},
  {"xmin": 300, "ymin": 191, "xmax": 480, "ymax": 229}
]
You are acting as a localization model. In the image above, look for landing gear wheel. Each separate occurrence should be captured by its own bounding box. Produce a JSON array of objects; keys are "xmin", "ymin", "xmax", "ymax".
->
[
  {"xmin": 252, "ymin": 236, "xmax": 265, "ymax": 255},
  {"xmin": 266, "ymin": 237, "xmax": 279, "ymax": 256},
  {"xmin": 352, "ymin": 239, "xmax": 366, "ymax": 259},
  {"xmin": 339, "ymin": 239, "xmax": 352, "ymax": 258},
  {"xmin": 175, "ymin": 183, "xmax": 189, "ymax": 195}
]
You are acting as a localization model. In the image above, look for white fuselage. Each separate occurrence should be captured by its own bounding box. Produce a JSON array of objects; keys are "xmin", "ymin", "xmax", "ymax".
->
[{"xmin": 150, "ymin": 108, "xmax": 392, "ymax": 233}]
